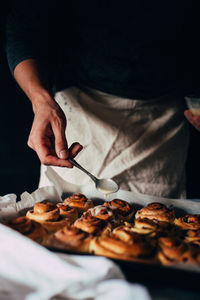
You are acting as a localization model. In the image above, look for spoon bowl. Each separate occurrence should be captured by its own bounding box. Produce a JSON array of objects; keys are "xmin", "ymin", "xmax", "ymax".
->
[
  {"xmin": 68, "ymin": 158, "xmax": 119, "ymax": 197},
  {"xmin": 96, "ymin": 178, "xmax": 119, "ymax": 196}
]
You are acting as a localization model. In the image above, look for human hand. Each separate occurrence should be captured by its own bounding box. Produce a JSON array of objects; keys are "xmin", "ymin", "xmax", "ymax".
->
[
  {"xmin": 184, "ymin": 110, "xmax": 200, "ymax": 131},
  {"xmin": 28, "ymin": 97, "xmax": 83, "ymax": 167}
]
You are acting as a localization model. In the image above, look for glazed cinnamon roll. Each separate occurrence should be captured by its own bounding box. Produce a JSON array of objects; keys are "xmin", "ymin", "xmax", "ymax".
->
[
  {"xmin": 6, "ymin": 216, "xmax": 47, "ymax": 243},
  {"xmin": 158, "ymin": 236, "xmax": 188, "ymax": 265},
  {"xmin": 63, "ymin": 193, "xmax": 94, "ymax": 214},
  {"xmin": 135, "ymin": 203, "xmax": 175, "ymax": 223},
  {"xmin": 83, "ymin": 205, "xmax": 120, "ymax": 227},
  {"xmin": 26, "ymin": 201, "xmax": 71, "ymax": 232},
  {"xmin": 175, "ymin": 214, "xmax": 200, "ymax": 230},
  {"xmin": 45, "ymin": 226, "xmax": 92, "ymax": 253},
  {"xmin": 74, "ymin": 213, "xmax": 111, "ymax": 236},
  {"xmin": 103, "ymin": 199, "xmax": 134, "ymax": 222},
  {"xmin": 90, "ymin": 230, "xmax": 155, "ymax": 263}
]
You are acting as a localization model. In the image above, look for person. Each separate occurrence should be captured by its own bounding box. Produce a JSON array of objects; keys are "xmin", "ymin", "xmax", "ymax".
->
[{"xmin": 5, "ymin": 0, "xmax": 200, "ymax": 198}]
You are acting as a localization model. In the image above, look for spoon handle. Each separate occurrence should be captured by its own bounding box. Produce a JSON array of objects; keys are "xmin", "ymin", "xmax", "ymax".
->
[{"xmin": 68, "ymin": 158, "xmax": 98, "ymax": 184}]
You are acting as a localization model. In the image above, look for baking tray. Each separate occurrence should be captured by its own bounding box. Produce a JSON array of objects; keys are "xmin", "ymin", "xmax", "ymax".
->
[
  {"xmin": 47, "ymin": 247, "xmax": 200, "ymax": 291},
  {"xmin": 2, "ymin": 180, "xmax": 200, "ymax": 290}
]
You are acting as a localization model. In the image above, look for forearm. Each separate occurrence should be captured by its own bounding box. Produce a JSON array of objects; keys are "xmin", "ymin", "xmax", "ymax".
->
[{"xmin": 14, "ymin": 59, "xmax": 53, "ymax": 110}]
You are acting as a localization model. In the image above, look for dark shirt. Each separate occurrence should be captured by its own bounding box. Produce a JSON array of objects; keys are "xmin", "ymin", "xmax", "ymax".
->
[
  {"xmin": 5, "ymin": 0, "xmax": 200, "ymax": 99},
  {"xmin": 0, "ymin": 1, "xmax": 10, "ymax": 54}
]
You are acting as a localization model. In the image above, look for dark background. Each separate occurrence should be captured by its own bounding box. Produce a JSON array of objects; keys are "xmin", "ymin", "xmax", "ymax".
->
[
  {"xmin": 0, "ymin": 51, "xmax": 40, "ymax": 198},
  {"xmin": 0, "ymin": 28, "xmax": 200, "ymax": 200}
]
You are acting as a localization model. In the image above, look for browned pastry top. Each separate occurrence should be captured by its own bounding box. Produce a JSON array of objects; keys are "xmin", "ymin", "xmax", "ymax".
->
[
  {"xmin": 74, "ymin": 213, "xmax": 109, "ymax": 235},
  {"xmin": 54, "ymin": 226, "xmax": 89, "ymax": 248},
  {"xmin": 135, "ymin": 202, "xmax": 175, "ymax": 223},
  {"xmin": 134, "ymin": 218, "xmax": 161, "ymax": 230},
  {"xmin": 6, "ymin": 216, "xmax": 47, "ymax": 242},
  {"xmin": 158, "ymin": 236, "xmax": 187, "ymax": 265},
  {"xmin": 103, "ymin": 199, "xmax": 133, "ymax": 217},
  {"xmin": 175, "ymin": 214, "xmax": 200, "ymax": 230},
  {"xmin": 56, "ymin": 203, "xmax": 78, "ymax": 220},
  {"xmin": 63, "ymin": 193, "xmax": 94, "ymax": 212},
  {"xmin": 7, "ymin": 216, "xmax": 33, "ymax": 234},
  {"xmin": 184, "ymin": 229, "xmax": 200, "ymax": 246},
  {"xmin": 84, "ymin": 205, "xmax": 118, "ymax": 223},
  {"xmin": 94, "ymin": 231, "xmax": 154, "ymax": 258},
  {"xmin": 26, "ymin": 201, "xmax": 60, "ymax": 222}
]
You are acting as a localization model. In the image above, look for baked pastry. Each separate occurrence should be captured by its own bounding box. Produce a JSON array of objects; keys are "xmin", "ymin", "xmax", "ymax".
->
[
  {"xmin": 63, "ymin": 193, "xmax": 94, "ymax": 214},
  {"xmin": 83, "ymin": 205, "xmax": 120, "ymax": 227},
  {"xmin": 56, "ymin": 203, "xmax": 78, "ymax": 223},
  {"xmin": 175, "ymin": 214, "xmax": 200, "ymax": 230},
  {"xmin": 45, "ymin": 226, "xmax": 92, "ymax": 253},
  {"xmin": 184, "ymin": 229, "xmax": 200, "ymax": 246},
  {"xmin": 90, "ymin": 230, "xmax": 156, "ymax": 263},
  {"xmin": 26, "ymin": 201, "xmax": 71, "ymax": 232},
  {"xmin": 113, "ymin": 224, "xmax": 157, "ymax": 248},
  {"xmin": 91, "ymin": 223, "xmax": 156, "ymax": 262},
  {"xmin": 133, "ymin": 218, "xmax": 162, "ymax": 235},
  {"xmin": 135, "ymin": 203, "xmax": 175, "ymax": 223},
  {"xmin": 74, "ymin": 213, "xmax": 111, "ymax": 236},
  {"xmin": 103, "ymin": 199, "xmax": 134, "ymax": 222},
  {"xmin": 133, "ymin": 217, "xmax": 178, "ymax": 238},
  {"xmin": 6, "ymin": 216, "xmax": 47, "ymax": 243},
  {"xmin": 158, "ymin": 236, "xmax": 188, "ymax": 265}
]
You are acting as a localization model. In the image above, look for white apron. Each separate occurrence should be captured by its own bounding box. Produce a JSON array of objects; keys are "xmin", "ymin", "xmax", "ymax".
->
[{"xmin": 39, "ymin": 87, "xmax": 189, "ymax": 198}]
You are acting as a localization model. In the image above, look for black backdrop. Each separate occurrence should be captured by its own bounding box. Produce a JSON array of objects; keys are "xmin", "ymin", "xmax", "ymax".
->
[
  {"xmin": 0, "ymin": 40, "xmax": 199, "ymax": 199},
  {"xmin": 0, "ymin": 50, "xmax": 40, "ymax": 198}
]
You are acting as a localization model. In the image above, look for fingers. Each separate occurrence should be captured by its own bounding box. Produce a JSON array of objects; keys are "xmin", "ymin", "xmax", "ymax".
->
[
  {"xmin": 51, "ymin": 115, "xmax": 69, "ymax": 159},
  {"xmin": 184, "ymin": 110, "xmax": 200, "ymax": 131},
  {"xmin": 69, "ymin": 142, "xmax": 83, "ymax": 158},
  {"xmin": 29, "ymin": 135, "xmax": 74, "ymax": 168},
  {"xmin": 27, "ymin": 101, "xmax": 83, "ymax": 167},
  {"xmin": 28, "ymin": 130, "xmax": 83, "ymax": 167}
]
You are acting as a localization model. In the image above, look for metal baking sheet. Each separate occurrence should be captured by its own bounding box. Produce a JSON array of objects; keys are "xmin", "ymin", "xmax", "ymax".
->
[
  {"xmin": 1, "ymin": 175, "xmax": 200, "ymax": 288},
  {"xmin": 47, "ymin": 247, "xmax": 200, "ymax": 291}
]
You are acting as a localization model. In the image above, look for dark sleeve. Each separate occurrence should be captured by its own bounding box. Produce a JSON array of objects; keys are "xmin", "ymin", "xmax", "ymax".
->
[
  {"xmin": 5, "ymin": 0, "xmax": 50, "ymax": 74},
  {"xmin": 0, "ymin": 1, "xmax": 10, "ymax": 53}
]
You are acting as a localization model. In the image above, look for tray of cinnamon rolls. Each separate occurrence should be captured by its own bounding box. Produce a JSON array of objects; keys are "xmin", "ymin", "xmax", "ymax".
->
[{"xmin": 4, "ymin": 193, "xmax": 200, "ymax": 288}]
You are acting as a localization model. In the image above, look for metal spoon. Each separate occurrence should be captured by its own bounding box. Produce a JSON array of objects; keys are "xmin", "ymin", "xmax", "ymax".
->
[{"xmin": 68, "ymin": 158, "xmax": 119, "ymax": 196}]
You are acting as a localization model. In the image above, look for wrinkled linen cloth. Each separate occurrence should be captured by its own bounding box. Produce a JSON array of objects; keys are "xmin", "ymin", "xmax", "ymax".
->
[
  {"xmin": 39, "ymin": 87, "xmax": 189, "ymax": 198},
  {"xmin": 0, "ymin": 224, "xmax": 151, "ymax": 300}
]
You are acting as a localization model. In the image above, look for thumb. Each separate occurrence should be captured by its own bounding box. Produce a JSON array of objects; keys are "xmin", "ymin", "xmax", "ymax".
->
[{"xmin": 52, "ymin": 122, "xmax": 69, "ymax": 159}]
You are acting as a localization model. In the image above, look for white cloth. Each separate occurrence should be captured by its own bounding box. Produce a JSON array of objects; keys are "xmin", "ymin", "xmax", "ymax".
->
[
  {"xmin": 39, "ymin": 87, "xmax": 189, "ymax": 198},
  {"xmin": 0, "ymin": 224, "xmax": 151, "ymax": 300}
]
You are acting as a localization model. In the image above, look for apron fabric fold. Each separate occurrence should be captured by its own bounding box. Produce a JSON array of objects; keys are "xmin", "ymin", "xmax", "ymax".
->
[{"xmin": 39, "ymin": 87, "xmax": 189, "ymax": 199}]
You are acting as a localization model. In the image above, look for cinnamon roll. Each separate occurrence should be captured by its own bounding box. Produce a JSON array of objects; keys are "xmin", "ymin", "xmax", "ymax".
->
[
  {"xmin": 184, "ymin": 229, "xmax": 200, "ymax": 246},
  {"xmin": 56, "ymin": 203, "xmax": 78, "ymax": 223},
  {"xmin": 83, "ymin": 205, "xmax": 120, "ymax": 227},
  {"xmin": 135, "ymin": 203, "xmax": 175, "ymax": 223},
  {"xmin": 158, "ymin": 236, "xmax": 188, "ymax": 265},
  {"xmin": 90, "ymin": 230, "xmax": 155, "ymax": 263},
  {"xmin": 175, "ymin": 214, "xmax": 200, "ymax": 230},
  {"xmin": 6, "ymin": 216, "xmax": 47, "ymax": 243},
  {"xmin": 63, "ymin": 193, "xmax": 94, "ymax": 214},
  {"xmin": 26, "ymin": 201, "xmax": 71, "ymax": 232},
  {"xmin": 103, "ymin": 199, "xmax": 134, "ymax": 222},
  {"xmin": 74, "ymin": 213, "xmax": 111, "ymax": 236},
  {"xmin": 133, "ymin": 217, "xmax": 177, "ymax": 238},
  {"xmin": 133, "ymin": 218, "xmax": 161, "ymax": 236},
  {"xmin": 45, "ymin": 226, "xmax": 92, "ymax": 253}
]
